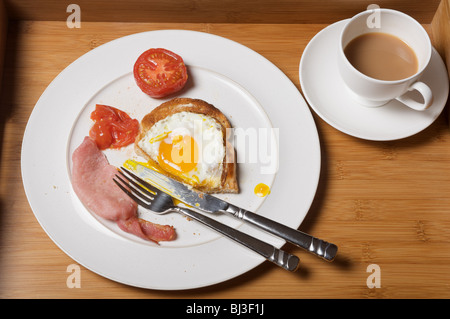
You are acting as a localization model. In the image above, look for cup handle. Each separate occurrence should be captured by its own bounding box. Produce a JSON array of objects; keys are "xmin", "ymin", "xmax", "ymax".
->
[{"xmin": 395, "ymin": 81, "xmax": 433, "ymax": 111}]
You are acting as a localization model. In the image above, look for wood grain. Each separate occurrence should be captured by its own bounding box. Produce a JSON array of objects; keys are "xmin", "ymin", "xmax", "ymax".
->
[
  {"xmin": 0, "ymin": 0, "xmax": 7, "ymax": 90},
  {"xmin": 3, "ymin": 0, "xmax": 442, "ymax": 24},
  {"xmin": 0, "ymin": 5, "xmax": 450, "ymax": 299},
  {"xmin": 432, "ymin": 0, "xmax": 450, "ymax": 77}
]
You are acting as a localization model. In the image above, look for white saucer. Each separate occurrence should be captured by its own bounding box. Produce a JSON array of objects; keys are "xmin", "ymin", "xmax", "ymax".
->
[{"xmin": 299, "ymin": 20, "xmax": 449, "ymax": 141}]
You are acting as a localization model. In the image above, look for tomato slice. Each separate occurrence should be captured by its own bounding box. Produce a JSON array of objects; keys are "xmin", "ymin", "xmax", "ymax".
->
[
  {"xmin": 89, "ymin": 104, "xmax": 140, "ymax": 150},
  {"xmin": 133, "ymin": 48, "xmax": 188, "ymax": 98}
]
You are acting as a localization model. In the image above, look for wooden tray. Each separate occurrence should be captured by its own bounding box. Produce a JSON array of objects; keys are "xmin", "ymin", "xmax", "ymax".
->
[{"xmin": 0, "ymin": 0, "xmax": 449, "ymax": 298}]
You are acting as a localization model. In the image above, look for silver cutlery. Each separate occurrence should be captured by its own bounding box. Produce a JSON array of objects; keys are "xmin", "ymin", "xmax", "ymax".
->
[
  {"xmin": 124, "ymin": 161, "xmax": 338, "ymax": 261},
  {"xmin": 113, "ymin": 168, "xmax": 300, "ymax": 272}
]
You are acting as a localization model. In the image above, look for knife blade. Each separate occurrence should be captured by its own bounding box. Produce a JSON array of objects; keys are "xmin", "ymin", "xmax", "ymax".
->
[{"xmin": 124, "ymin": 159, "xmax": 337, "ymax": 261}]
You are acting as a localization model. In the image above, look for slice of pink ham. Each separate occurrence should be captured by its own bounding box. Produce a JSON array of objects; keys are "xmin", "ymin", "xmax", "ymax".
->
[
  {"xmin": 71, "ymin": 136, "xmax": 176, "ymax": 243},
  {"xmin": 117, "ymin": 218, "xmax": 177, "ymax": 242},
  {"xmin": 71, "ymin": 137, "xmax": 137, "ymax": 221}
]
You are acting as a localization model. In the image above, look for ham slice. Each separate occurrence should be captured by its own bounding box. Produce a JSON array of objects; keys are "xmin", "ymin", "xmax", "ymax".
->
[
  {"xmin": 117, "ymin": 218, "xmax": 176, "ymax": 242},
  {"xmin": 71, "ymin": 136, "xmax": 176, "ymax": 243}
]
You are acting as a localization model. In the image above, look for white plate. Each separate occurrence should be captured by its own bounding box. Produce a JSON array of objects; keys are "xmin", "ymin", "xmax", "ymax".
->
[
  {"xmin": 299, "ymin": 20, "xmax": 449, "ymax": 141},
  {"xmin": 21, "ymin": 30, "xmax": 321, "ymax": 290}
]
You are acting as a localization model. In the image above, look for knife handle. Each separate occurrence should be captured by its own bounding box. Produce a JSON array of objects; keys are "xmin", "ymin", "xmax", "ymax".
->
[
  {"xmin": 175, "ymin": 207, "xmax": 300, "ymax": 272},
  {"xmin": 225, "ymin": 206, "xmax": 338, "ymax": 261}
]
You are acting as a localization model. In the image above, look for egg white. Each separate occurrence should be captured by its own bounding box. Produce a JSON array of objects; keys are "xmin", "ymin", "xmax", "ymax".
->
[{"xmin": 137, "ymin": 111, "xmax": 225, "ymax": 188}]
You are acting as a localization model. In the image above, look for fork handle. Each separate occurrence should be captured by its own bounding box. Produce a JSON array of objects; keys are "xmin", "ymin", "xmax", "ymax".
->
[
  {"xmin": 173, "ymin": 207, "xmax": 300, "ymax": 272},
  {"xmin": 225, "ymin": 205, "xmax": 338, "ymax": 261}
]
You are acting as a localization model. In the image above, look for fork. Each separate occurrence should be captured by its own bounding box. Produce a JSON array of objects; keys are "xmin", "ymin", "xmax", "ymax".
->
[{"xmin": 113, "ymin": 168, "xmax": 300, "ymax": 272}]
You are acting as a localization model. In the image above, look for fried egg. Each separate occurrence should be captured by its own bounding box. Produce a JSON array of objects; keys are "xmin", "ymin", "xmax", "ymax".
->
[{"xmin": 137, "ymin": 111, "xmax": 225, "ymax": 188}]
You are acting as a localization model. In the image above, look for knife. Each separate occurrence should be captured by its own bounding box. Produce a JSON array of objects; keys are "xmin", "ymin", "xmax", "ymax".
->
[{"xmin": 124, "ymin": 160, "xmax": 337, "ymax": 261}]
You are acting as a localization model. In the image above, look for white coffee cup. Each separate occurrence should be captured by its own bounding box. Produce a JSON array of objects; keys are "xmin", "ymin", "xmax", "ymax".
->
[{"xmin": 338, "ymin": 8, "xmax": 433, "ymax": 111}]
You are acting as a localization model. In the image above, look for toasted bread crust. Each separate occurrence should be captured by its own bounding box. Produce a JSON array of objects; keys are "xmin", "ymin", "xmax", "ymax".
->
[{"xmin": 135, "ymin": 98, "xmax": 239, "ymax": 193}]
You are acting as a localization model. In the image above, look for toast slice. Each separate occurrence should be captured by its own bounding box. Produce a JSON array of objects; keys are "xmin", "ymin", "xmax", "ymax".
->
[{"xmin": 135, "ymin": 98, "xmax": 239, "ymax": 194}]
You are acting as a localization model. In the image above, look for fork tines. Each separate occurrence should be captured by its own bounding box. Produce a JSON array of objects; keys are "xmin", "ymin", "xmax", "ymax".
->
[{"xmin": 113, "ymin": 168, "xmax": 158, "ymax": 208}]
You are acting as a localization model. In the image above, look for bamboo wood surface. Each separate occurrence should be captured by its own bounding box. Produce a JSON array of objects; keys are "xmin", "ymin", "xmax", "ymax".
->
[
  {"xmin": 1, "ymin": 15, "xmax": 450, "ymax": 298},
  {"xmin": 3, "ymin": 0, "xmax": 442, "ymax": 24},
  {"xmin": 432, "ymin": 0, "xmax": 450, "ymax": 77}
]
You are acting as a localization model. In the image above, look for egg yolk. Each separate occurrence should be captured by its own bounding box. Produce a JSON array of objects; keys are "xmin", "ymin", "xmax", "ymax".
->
[
  {"xmin": 254, "ymin": 183, "xmax": 270, "ymax": 197},
  {"xmin": 158, "ymin": 135, "xmax": 199, "ymax": 177}
]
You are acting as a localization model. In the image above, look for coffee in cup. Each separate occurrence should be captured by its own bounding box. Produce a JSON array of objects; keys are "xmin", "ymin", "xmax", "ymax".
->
[
  {"xmin": 344, "ymin": 32, "xmax": 418, "ymax": 81},
  {"xmin": 338, "ymin": 9, "xmax": 433, "ymax": 111}
]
